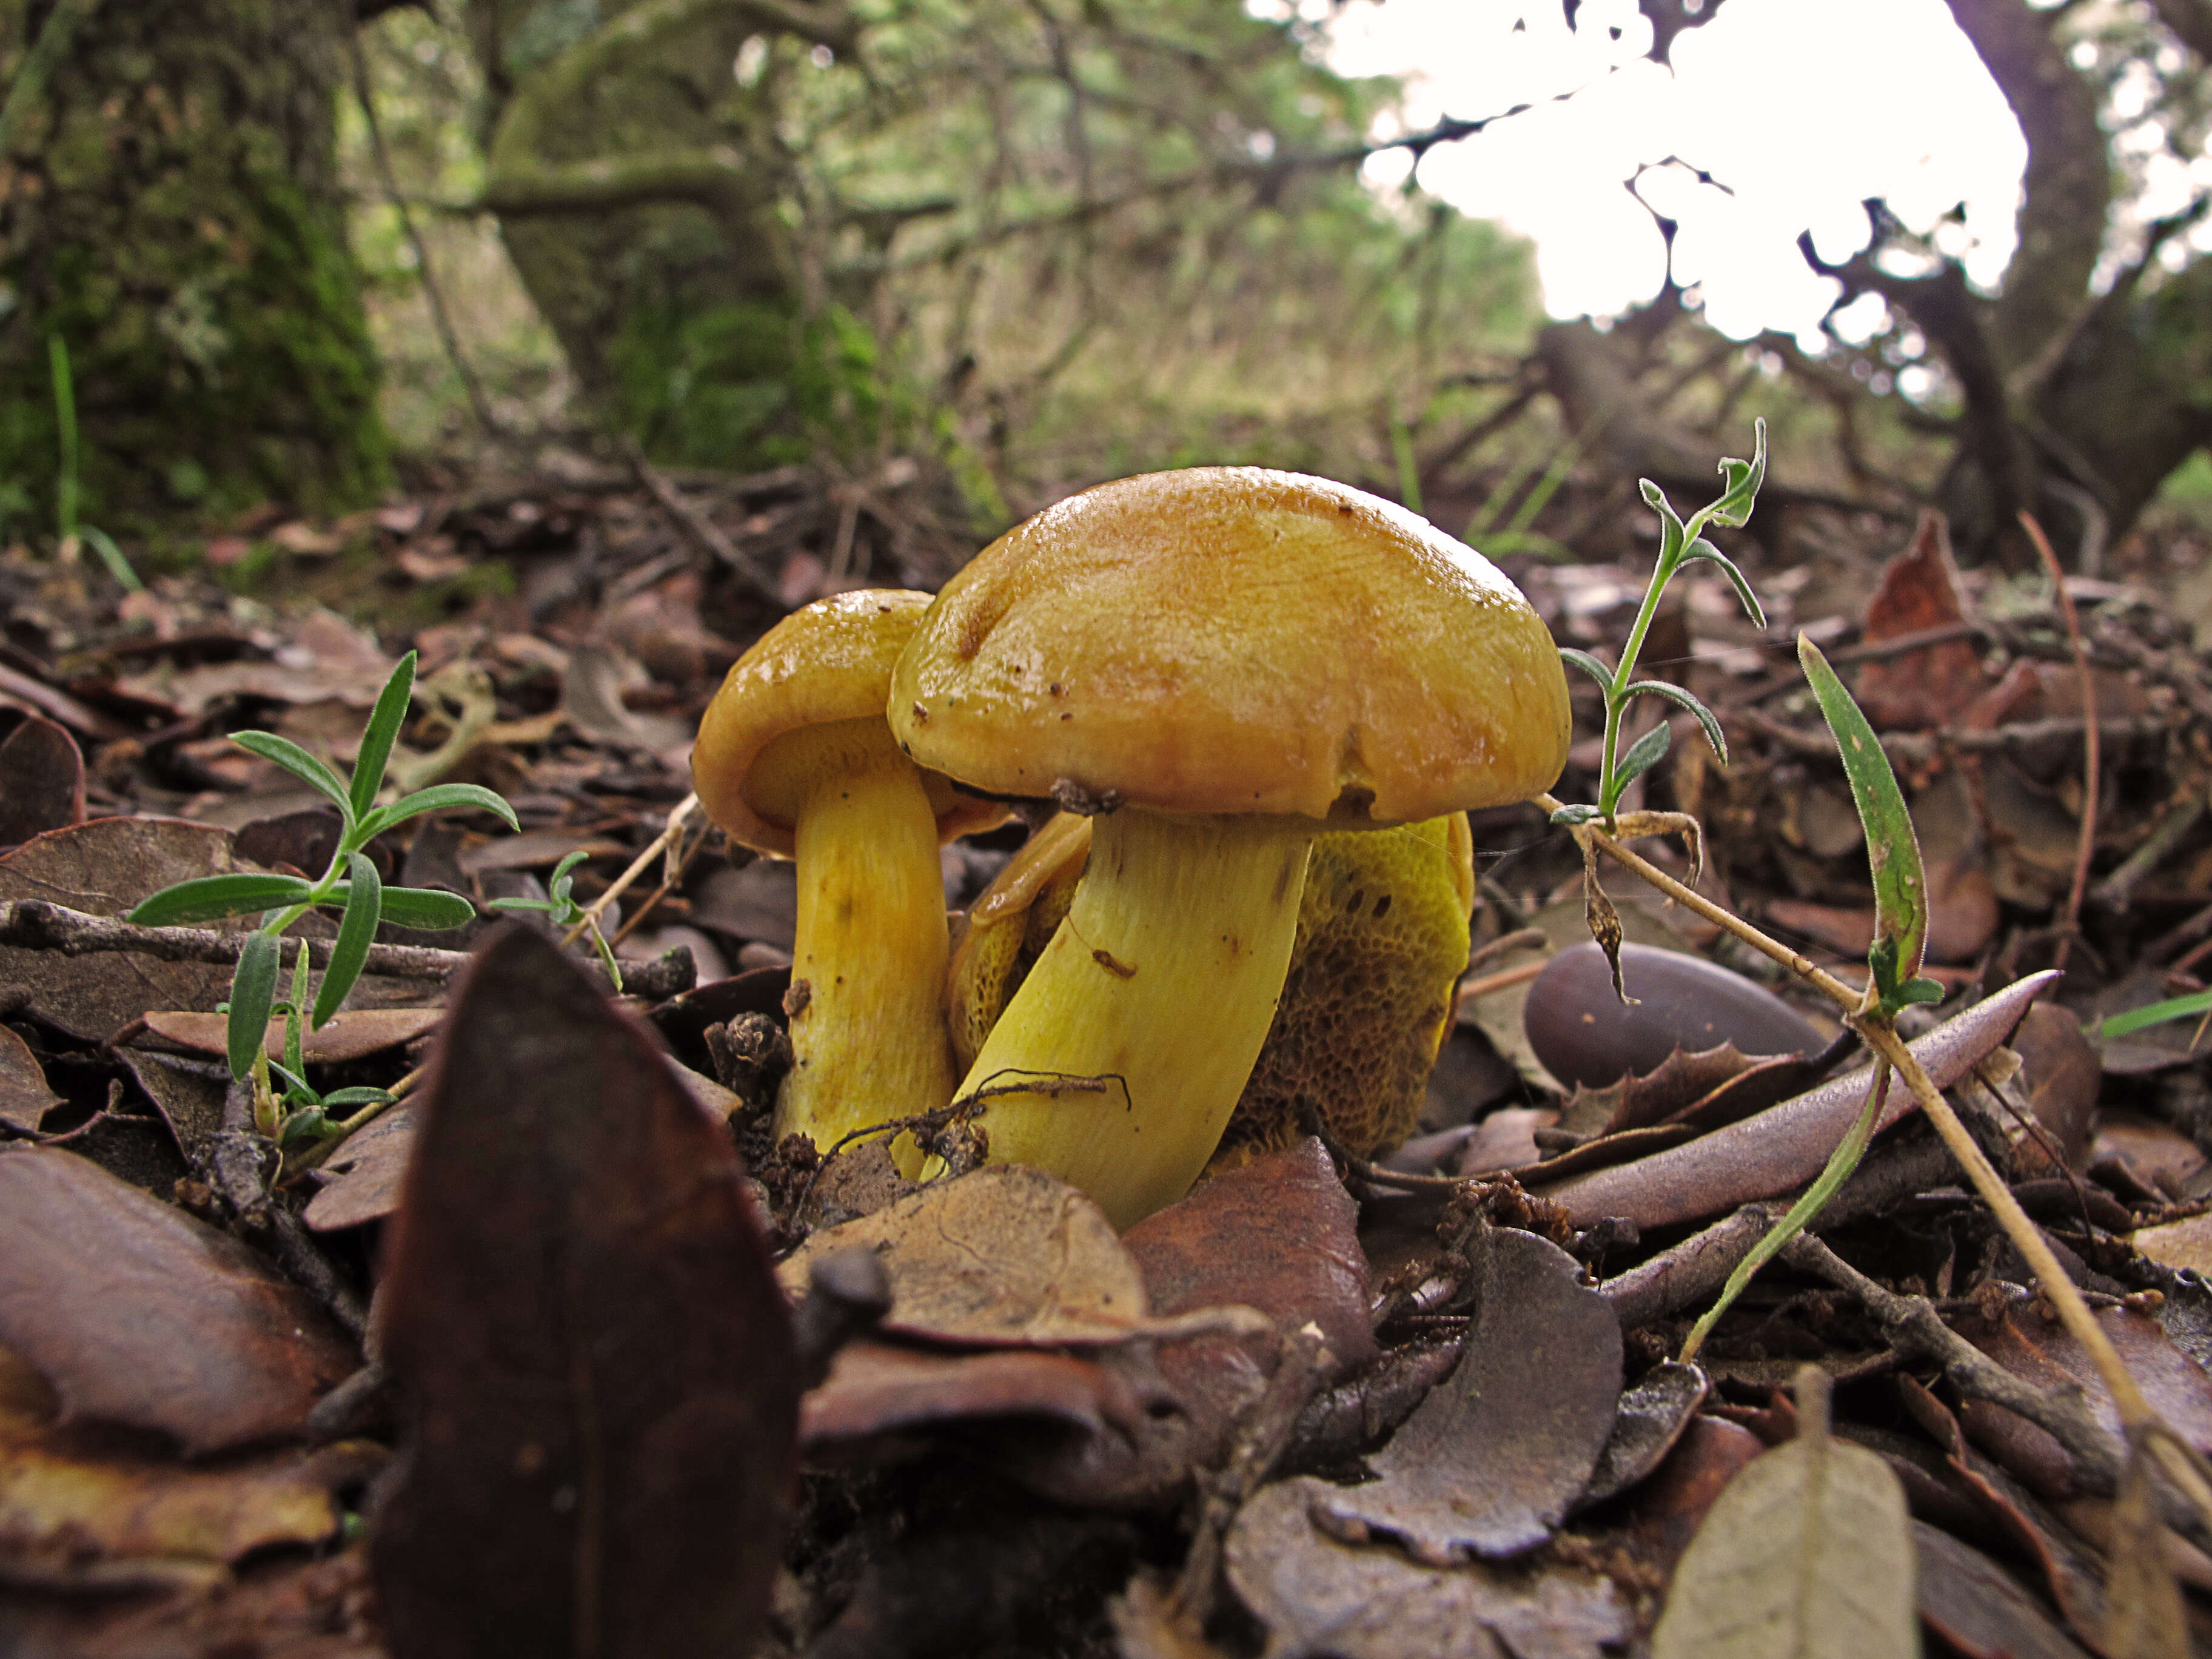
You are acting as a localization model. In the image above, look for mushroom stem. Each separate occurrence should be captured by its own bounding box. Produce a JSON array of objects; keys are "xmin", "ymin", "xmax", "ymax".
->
[
  {"xmin": 777, "ymin": 743, "xmax": 956, "ymax": 1149},
  {"xmin": 948, "ymin": 809, "xmax": 1314, "ymax": 1228}
]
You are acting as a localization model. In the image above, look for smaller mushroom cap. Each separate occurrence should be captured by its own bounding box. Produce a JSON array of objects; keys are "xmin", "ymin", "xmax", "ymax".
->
[
  {"xmin": 695, "ymin": 589, "xmax": 1008, "ymax": 857},
  {"xmin": 890, "ymin": 469, "xmax": 1570, "ymax": 824}
]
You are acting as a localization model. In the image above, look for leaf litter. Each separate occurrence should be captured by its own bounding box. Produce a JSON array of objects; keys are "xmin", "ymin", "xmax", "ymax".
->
[{"xmin": 7, "ymin": 471, "xmax": 2212, "ymax": 1654}]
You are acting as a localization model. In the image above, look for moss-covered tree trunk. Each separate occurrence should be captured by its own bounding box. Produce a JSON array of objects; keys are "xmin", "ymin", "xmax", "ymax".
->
[
  {"xmin": 464, "ymin": 0, "xmax": 871, "ymax": 469},
  {"xmin": 0, "ymin": 0, "xmax": 387, "ymax": 525}
]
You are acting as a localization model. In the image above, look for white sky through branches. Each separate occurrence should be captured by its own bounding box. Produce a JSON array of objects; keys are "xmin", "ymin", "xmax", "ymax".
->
[{"xmin": 1275, "ymin": 0, "xmax": 2031, "ymax": 345}]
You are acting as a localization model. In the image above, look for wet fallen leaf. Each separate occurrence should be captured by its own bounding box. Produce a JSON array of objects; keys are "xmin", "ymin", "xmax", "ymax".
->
[
  {"xmin": 780, "ymin": 1166, "xmax": 1211, "ymax": 1347},
  {"xmin": 116, "ymin": 609, "xmax": 394, "ymax": 717},
  {"xmin": 1535, "ymin": 971, "xmax": 2056, "ymax": 1230},
  {"xmin": 1227, "ymin": 1478, "xmax": 1629, "ymax": 1659},
  {"xmin": 1575, "ymin": 1361, "xmax": 1709, "ymax": 1510},
  {"xmin": 0, "ymin": 715, "xmax": 85, "ymax": 846},
  {"xmin": 0, "ymin": 1147, "xmax": 357, "ymax": 1455},
  {"xmin": 140, "ymin": 1007, "xmax": 442, "ymax": 1065},
  {"xmin": 1456, "ymin": 1107, "xmax": 1555, "ymax": 1175},
  {"xmin": 0, "ymin": 817, "xmax": 261, "ymax": 1040},
  {"xmin": 1123, "ymin": 1138, "xmax": 1376, "ymax": 1375},
  {"xmin": 1649, "ymin": 1392, "xmax": 1919, "ymax": 1659},
  {"xmin": 1313, "ymin": 1227, "xmax": 1620, "ymax": 1560},
  {"xmin": 1912, "ymin": 1521, "xmax": 2090, "ymax": 1659},
  {"xmin": 372, "ymin": 924, "xmax": 797, "ymax": 1659},
  {"xmin": 0, "ymin": 1024, "xmax": 60, "ymax": 1133},
  {"xmin": 1525, "ymin": 942, "xmax": 1822, "ymax": 1091},
  {"xmin": 0, "ymin": 1404, "xmax": 379, "ymax": 1575},
  {"xmin": 1625, "ymin": 1415, "xmax": 1768, "ymax": 1571}
]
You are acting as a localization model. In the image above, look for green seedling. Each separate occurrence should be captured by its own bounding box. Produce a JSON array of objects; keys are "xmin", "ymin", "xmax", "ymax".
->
[
  {"xmin": 220, "ymin": 939, "xmax": 396, "ymax": 1146},
  {"xmin": 488, "ymin": 849, "xmax": 624, "ymax": 993},
  {"xmin": 1550, "ymin": 418, "xmax": 1767, "ymax": 831},
  {"xmin": 1677, "ymin": 633, "xmax": 1946, "ymax": 1361},
  {"xmin": 47, "ymin": 335, "xmax": 141, "ymax": 593},
  {"xmin": 129, "ymin": 650, "xmax": 518, "ymax": 1110}
]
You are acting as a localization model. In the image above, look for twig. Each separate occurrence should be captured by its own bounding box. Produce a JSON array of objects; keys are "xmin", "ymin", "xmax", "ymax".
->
[
  {"xmin": 2095, "ymin": 789, "xmax": 2205, "ymax": 911},
  {"xmin": 1466, "ymin": 927, "xmax": 1548, "ymax": 971},
  {"xmin": 0, "ymin": 899, "xmax": 694, "ymax": 999},
  {"xmin": 1777, "ymin": 1232, "xmax": 2124, "ymax": 1492},
  {"xmin": 209, "ymin": 1080, "xmax": 368, "ymax": 1341},
  {"xmin": 608, "ymin": 804, "xmax": 712, "ymax": 948},
  {"xmin": 1453, "ymin": 956, "xmax": 1549, "ymax": 1011},
  {"xmin": 347, "ymin": 31, "xmax": 503, "ymax": 438},
  {"xmin": 1739, "ymin": 706, "xmax": 2167, "ymax": 766},
  {"xmin": 622, "ymin": 440, "xmax": 785, "ymax": 608},
  {"xmin": 1549, "ymin": 793, "xmax": 2212, "ymax": 1523},
  {"xmin": 2019, "ymin": 510, "xmax": 2098, "ymax": 971},
  {"xmin": 565, "ymin": 793, "xmax": 700, "ymax": 946}
]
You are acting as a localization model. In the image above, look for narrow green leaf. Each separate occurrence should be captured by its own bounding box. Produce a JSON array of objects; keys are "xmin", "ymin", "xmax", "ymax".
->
[
  {"xmin": 229, "ymin": 732, "xmax": 353, "ymax": 821},
  {"xmin": 79, "ymin": 526, "xmax": 142, "ymax": 594},
  {"xmin": 351, "ymin": 651, "xmax": 418, "ymax": 821},
  {"xmin": 313, "ymin": 854, "xmax": 381, "ymax": 1028},
  {"xmin": 1638, "ymin": 478, "xmax": 1686, "ymax": 565},
  {"xmin": 366, "ymin": 782, "xmax": 521, "ymax": 838},
  {"xmin": 1701, "ymin": 417, "xmax": 1768, "ymax": 529},
  {"xmin": 1549, "ymin": 802, "xmax": 1604, "ymax": 826},
  {"xmin": 129, "ymin": 873, "xmax": 315, "ymax": 927},
  {"xmin": 1559, "ymin": 646, "xmax": 1616, "ymax": 691},
  {"xmin": 320, "ymin": 1087, "xmax": 395, "ymax": 1110},
  {"xmin": 285, "ymin": 940, "xmax": 310, "ymax": 1076},
  {"xmin": 1624, "ymin": 680, "xmax": 1729, "ymax": 765},
  {"xmin": 269, "ymin": 1060, "xmax": 319, "ymax": 1107},
  {"xmin": 2100, "ymin": 990, "xmax": 2212, "ymax": 1042},
  {"xmin": 227, "ymin": 931, "xmax": 280, "ymax": 1081},
  {"xmin": 279, "ymin": 1108, "xmax": 333, "ymax": 1147},
  {"xmin": 545, "ymin": 848, "xmax": 589, "ymax": 906},
  {"xmin": 1678, "ymin": 540, "xmax": 1769, "ymax": 631},
  {"xmin": 485, "ymin": 896, "xmax": 558, "ymax": 915},
  {"xmin": 1608, "ymin": 719, "xmax": 1672, "ymax": 805},
  {"xmin": 373, "ymin": 885, "xmax": 477, "ymax": 931},
  {"xmin": 1799, "ymin": 634, "xmax": 1931, "ymax": 994}
]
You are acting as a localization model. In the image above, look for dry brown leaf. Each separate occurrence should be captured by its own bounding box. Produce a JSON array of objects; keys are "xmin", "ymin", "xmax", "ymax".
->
[
  {"xmin": 0, "ymin": 1147, "xmax": 357, "ymax": 1455},
  {"xmin": 1227, "ymin": 1478, "xmax": 1629, "ymax": 1659},
  {"xmin": 0, "ymin": 1025, "xmax": 59, "ymax": 1133},
  {"xmin": 139, "ymin": 1007, "xmax": 442, "ymax": 1065},
  {"xmin": 1854, "ymin": 511, "xmax": 1992, "ymax": 731},
  {"xmin": 780, "ymin": 1165, "xmax": 1184, "ymax": 1347},
  {"xmin": 0, "ymin": 817, "xmax": 260, "ymax": 1040},
  {"xmin": 1534, "ymin": 971, "xmax": 2054, "ymax": 1230},
  {"xmin": 1312, "ymin": 1228, "xmax": 1621, "ymax": 1560},
  {"xmin": 0, "ymin": 715, "xmax": 85, "ymax": 846},
  {"xmin": 1912, "ymin": 1521, "xmax": 2090, "ymax": 1659}
]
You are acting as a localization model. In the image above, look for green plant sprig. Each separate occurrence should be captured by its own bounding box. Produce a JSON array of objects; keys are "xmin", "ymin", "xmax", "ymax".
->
[
  {"xmin": 127, "ymin": 650, "xmax": 519, "ymax": 1085},
  {"xmin": 47, "ymin": 335, "xmax": 141, "ymax": 594},
  {"xmin": 487, "ymin": 849, "xmax": 624, "ymax": 993},
  {"xmin": 1550, "ymin": 418, "xmax": 1768, "ymax": 832}
]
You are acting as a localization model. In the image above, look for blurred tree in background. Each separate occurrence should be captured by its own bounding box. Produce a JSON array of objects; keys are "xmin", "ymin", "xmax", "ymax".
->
[
  {"xmin": 3, "ymin": 0, "xmax": 2207, "ymax": 563},
  {"xmin": 0, "ymin": 0, "xmax": 389, "ymax": 524}
]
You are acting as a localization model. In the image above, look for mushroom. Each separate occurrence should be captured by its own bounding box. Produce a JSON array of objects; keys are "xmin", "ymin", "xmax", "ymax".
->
[
  {"xmin": 889, "ymin": 468, "xmax": 1568, "ymax": 1227},
  {"xmin": 693, "ymin": 590, "xmax": 1006, "ymax": 1152},
  {"xmin": 949, "ymin": 810, "xmax": 1477, "ymax": 1170}
]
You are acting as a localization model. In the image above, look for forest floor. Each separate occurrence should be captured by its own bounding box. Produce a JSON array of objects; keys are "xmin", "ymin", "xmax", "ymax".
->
[{"xmin": 5, "ymin": 454, "xmax": 2212, "ymax": 1657}]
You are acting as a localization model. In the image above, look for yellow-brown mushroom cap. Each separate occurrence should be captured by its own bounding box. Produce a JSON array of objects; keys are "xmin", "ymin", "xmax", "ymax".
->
[
  {"xmin": 694, "ymin": 589, "xmax": 1009, "ymax": 856},
  {"xmin": 889, "ymin": 469, "xmax": 1571, "ymax": 824}
]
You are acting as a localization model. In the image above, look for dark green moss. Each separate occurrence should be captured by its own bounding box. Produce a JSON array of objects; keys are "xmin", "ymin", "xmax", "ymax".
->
[{"xmin": 0, "ymin": 0, "xmax": 389, "ymax": 531}]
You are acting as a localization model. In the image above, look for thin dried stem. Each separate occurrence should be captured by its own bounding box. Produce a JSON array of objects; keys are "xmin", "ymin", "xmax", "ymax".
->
[
  {"xmin": 2019, "ymin": 510, "xmax": 2099, "ymax": 971},
  {"xmin": 565, "ymin": 793, "xmax": 700, "ymax": 945}
]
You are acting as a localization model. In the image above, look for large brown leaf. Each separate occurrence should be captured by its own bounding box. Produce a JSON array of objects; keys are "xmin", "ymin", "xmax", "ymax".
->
[
  {"xmin": 0, "ymin": 715, "xmax": 85, "ymax": 846},
  {"xmin": 0, "ymin": 818, "xmax": 258, "ymax": 1041},
  {"xmin": 371, "ymin": 924, "xmax": 797, "ymax": 1659},
  {"xmin": 0, "ymin": 1147, "xmax": 356, "ymax": 1456},
  {"xmin": 1535, "ymin": 972, "xmax": 2056, "ymax": 1229}
]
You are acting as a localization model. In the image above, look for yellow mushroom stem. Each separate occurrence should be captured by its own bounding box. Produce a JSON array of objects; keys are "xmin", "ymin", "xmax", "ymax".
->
[
  {"xmin": 945, "ymin": 808, "xmax": 1315, "ymax": 1228},
  {"xmin": 760, "ymin": 718, "xmax": 955, "ymax": 1150}
]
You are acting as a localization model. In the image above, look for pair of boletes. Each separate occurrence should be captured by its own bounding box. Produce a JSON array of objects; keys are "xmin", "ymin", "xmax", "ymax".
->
[{"xmin": 691, "ymin": 467, "xmax": 1573, "ymax": 1230}]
